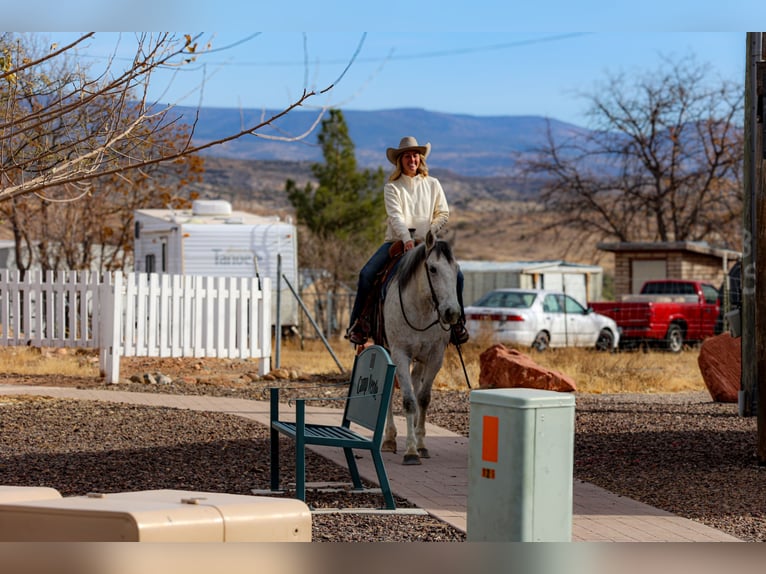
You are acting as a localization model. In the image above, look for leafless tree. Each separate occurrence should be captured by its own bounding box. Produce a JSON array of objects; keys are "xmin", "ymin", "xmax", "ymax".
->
[
  {"xmin": 0, "ymin": 32, "xmax": 357, "ymax": 274},
  {"xmin": 0, "ymin": 32, "xmax": 346, "ymax": 203},
  {"xmin": 522, "ymin": 54, "xmax": 744, "ymax": 250}
]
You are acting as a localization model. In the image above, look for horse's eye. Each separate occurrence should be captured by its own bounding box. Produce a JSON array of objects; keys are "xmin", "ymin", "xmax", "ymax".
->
[{"xmin": 428, "ymin": 265, "xmax": 437, "ymax": 274}]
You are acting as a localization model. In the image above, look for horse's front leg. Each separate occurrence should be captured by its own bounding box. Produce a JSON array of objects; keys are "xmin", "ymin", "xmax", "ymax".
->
[
  {"xmin": 412, "ymin": 357, "xmax": 443, "ymax": 460},
  {"xmin": 390, "ymin": 352, "xmax": 420, "ymax": 465}
]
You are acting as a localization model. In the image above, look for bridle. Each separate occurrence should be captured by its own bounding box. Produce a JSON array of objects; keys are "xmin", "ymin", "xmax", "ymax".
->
[{"xmin": 398, "ymin": 244, "xmax": 452, "ymax": 333}]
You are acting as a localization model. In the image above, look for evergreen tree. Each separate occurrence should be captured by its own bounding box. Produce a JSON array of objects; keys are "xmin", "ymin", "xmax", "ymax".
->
[
  {"xmin": 286, "ymin": 109, "xmax": 385, "ymax": 246},
  {"xmin": 285, "ymin": 109, "xmax": 385, "ymax": 336}
]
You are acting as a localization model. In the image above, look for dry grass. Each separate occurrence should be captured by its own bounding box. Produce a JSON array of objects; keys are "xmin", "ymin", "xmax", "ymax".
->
[
  {"xmin": 275, "ymin": 335, "xmax": 705, "ymax": 394},
  {"xmin": 0, "ymin": 336, "xmax": 706, "ymax": 395},
  {"xmin": 0, "ymin": 347, "xmax": 98, "ymax": 377},
  {"xmin": 523, "ymin": 345, "xmax": 705, "ymax": 394}
]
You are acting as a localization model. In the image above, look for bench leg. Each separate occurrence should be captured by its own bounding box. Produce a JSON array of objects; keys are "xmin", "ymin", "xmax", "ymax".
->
[
  {"xmin": 295, "ymin": 432, "xmax": 306, "ymax": 502},
  {"xmin": 343, "ymin": 448, "xmax": 364, "ymax": 490},
  {"xmin": 295, "ymin": 402, "xmax": 306, "ymax": 502},
  {"xmin": 270, "ymin": 427, "xmax": 280, "ymax": 492},
  {"xmin": 372, "ymin": 449, "xmax": 396, "ymax": 510},
  {"xmin": 269, "ymin": 388, "xmax": 281, "ymax": 492}
]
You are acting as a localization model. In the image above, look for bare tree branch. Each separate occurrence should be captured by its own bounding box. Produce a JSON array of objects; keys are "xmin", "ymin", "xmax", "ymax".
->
[
  {"xmin": 521, "ymin": 54, "xmax": 744, "ymax": 251},
  {"xmin": 0, "ymin": 32, "xmax": 362, "ymax": 275},
  {"xmin": 0, "ymin": 33, "xmax": 348, "ymax": 202}
]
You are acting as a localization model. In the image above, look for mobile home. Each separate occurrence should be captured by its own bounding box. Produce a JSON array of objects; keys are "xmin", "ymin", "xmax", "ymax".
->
[{"xmin": 133, "ymin": 200, "xmax": 299, "ymax": 329}]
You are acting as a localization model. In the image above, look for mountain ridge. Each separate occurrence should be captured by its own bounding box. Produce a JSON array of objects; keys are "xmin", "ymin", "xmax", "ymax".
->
[
  {"xmin": 173, "ymin": 106, "xmax": 588, "ymax": 177},
  {"xmin": 178, "ymin": 106, "xmax": 608, "ymax": 267}
]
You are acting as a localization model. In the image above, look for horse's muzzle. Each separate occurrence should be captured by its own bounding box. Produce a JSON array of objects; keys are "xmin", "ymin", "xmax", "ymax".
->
[{"xmin": 440, "ymin": 306, "xmax": 461, "ymax": 326}]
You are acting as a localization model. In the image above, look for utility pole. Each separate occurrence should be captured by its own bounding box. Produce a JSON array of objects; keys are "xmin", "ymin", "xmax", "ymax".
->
[
  {"xmin": 741, "ymin": 33, "xmax": 759, "ymax": 418},
  {"xmin": 744, "ymin": 32, "xmax": 766, "ymax": 464},
  {"xmin": 757, "ymin": 34, "xmax": 766, "ymax": 464}
]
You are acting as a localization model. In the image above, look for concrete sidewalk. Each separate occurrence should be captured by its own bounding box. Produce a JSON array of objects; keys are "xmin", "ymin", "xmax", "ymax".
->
[{"xmin": 0, "ymin": 385, "xmax": 741, "ymax": 542}]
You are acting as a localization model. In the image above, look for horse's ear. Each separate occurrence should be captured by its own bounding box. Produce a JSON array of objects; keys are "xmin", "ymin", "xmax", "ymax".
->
[
  {"xmin": 443, "ymin": 226, "xmax": 457, "ymax": 247},
  {"xmin": 425, "ymin": 230, "xmax": 436, "ymax": 251}
]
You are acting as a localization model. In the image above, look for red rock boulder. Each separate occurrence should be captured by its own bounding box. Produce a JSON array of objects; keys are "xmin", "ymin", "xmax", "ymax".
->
[
  {"xmin": 698, "ymin": 333, "xmax": 741, "ymax": 403},
  {"xmin": 478, "ymin": 344, "xmax": 577, "ymax": 392}
]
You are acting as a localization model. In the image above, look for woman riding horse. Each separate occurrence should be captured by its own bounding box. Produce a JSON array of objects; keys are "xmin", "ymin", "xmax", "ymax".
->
[{"xmin": 345, "ymin": 136, "xmax": 469, "ymax": 347}]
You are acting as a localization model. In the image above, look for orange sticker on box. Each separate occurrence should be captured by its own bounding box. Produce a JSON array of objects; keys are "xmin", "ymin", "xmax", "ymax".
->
[{"xmin": 482, "ymin": 415, "xmax": 499, "ymax": 462}]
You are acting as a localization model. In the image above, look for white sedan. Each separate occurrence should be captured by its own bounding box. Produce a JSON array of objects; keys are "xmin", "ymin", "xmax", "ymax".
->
[{"xmin": 464, "ymin": 288, "xmax": 620, "ymax": 351}]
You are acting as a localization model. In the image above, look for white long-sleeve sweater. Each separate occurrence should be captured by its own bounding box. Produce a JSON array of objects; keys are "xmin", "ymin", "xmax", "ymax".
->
[{"xmin": 383, "ymin": 174, "xmax": 450, "ymax": 243}]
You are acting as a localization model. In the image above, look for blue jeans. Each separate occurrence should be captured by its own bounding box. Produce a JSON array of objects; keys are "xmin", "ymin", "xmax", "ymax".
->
[
  {"xmin": 348, "ymin": 242, "xmax": 466, "ymax": 330},
  {"xmin": 349, "ymin": 242, "xmax": 393, "ymax": 329}
]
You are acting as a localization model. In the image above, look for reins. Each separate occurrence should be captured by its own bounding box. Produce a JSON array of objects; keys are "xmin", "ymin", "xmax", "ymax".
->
[{"xmin": 397, "ymin": 245, "xmax": 450, "ymax": 333}]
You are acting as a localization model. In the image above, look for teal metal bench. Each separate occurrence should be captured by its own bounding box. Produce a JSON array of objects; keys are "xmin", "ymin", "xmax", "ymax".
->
[{"xmin": 269, "ymin": 344, "xmax": 397, "ymax": 510}]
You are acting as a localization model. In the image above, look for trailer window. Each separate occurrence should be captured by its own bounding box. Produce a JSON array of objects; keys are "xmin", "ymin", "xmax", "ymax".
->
[{"xmin": 145, "ymin": 254, "xmax": 156, "ymax": 274}]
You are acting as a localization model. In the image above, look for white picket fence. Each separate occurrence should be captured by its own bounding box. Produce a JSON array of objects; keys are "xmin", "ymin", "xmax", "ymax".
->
[{"xmin": 0, "ymin": 270, "xmax": 272, "ymax": 383}]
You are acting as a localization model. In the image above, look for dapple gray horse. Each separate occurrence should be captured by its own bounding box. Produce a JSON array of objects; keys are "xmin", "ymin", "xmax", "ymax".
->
[{"xmin": 378, "ymin": 231, "xmax": 461, "ymax": 465}]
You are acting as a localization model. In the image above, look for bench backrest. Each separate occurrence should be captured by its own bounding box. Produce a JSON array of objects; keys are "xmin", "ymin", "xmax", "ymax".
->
[{"xmin": 343, "ymin": 345, "xmax": 396, "ymax": 434}]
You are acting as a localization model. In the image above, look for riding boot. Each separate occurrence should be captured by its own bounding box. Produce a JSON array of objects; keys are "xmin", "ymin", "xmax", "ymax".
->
[{"xmin": 345, "ymin": 317, "xmax": 370, "ymax": 346}]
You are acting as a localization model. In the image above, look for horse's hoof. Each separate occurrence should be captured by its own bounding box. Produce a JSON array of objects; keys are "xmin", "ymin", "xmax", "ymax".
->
[
  {"xmin": 402, "ymin": 454, "xmax": 421, "ymax": 465},
  {"xmin": 381, "ymin": 440, "xmax": 397, "ymax": 453},
  {"xmin": 417, "ymin": 448, "xmax": 430, "ymax": 459}
]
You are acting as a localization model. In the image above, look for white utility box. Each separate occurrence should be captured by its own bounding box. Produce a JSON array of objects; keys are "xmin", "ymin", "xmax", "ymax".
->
[
  {"xmin": 0, "ymin": 489, "xmax": 311, "ymax": 542},
  {"xmin": 467, "ymin": 388, "xmax": 575, "ymax": 542},
  {"xmin": 0, "ymin": 485, "xmax": 62, "ymax": 503}
]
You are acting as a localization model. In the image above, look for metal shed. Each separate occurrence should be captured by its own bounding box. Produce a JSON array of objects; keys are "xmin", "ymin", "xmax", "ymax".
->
[{"xmin": 458, "ymin": 260, "xmax": 604, "ymax": 307}]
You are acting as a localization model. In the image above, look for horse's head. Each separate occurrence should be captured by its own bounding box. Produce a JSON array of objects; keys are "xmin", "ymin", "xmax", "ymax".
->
[{"xmin": 398, "ymin": 231, "xmax": 461, "ymax": 328}]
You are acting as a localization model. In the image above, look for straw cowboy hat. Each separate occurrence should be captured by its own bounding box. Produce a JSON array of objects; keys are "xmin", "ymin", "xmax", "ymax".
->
[{"xmin": 386, "ymin": 136, "xmax": 431, "ymax": 165}]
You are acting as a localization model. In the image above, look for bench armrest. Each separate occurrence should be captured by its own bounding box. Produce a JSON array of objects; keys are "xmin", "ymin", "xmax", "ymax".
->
[
  {"xmin": 287, "ymin": 396, "xmax": 346, "ymax": 407},
  {"xmin": 271, "ymin": 387, "xmax": 349, "ymax": 413}
]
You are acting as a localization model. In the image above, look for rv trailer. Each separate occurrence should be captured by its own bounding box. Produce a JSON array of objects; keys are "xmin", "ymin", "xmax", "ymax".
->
[{"xmin": 133, "ymin": 200, "xmax": 299, "ymax": 330}]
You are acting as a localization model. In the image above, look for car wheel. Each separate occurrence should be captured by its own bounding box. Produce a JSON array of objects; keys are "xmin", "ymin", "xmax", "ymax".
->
[
  {"xmin": 595, "ymin": 328, "xmax": 614, "ymax": 352},
  {"xmin": 532, "ymin": 331, "xmax": 550, "ymax": 352},
  {"xmin": 665, "ymin": 324, "xmax": 684, "ymax": 353}
]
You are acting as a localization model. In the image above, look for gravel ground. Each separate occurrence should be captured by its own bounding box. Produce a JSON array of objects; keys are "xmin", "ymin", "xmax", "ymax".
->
[{"xmin": 0, "ymin": 356, "xmax": 764, "ymax": 542}]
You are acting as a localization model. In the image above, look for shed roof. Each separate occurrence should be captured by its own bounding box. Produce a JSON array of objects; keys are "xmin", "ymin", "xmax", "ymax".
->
[
  {"xmin": 458, "ymin": 259, "xmax": 603, "ymax": 274},
  {"xmin": 596, "ymin": 241, "xmax": 741, "ymax": 261}
]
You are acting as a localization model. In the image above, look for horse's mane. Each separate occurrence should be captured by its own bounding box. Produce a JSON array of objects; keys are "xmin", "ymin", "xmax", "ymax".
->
[{"xmin": 396, "ymin": 239, "xmax": 455, "ymax": 291}]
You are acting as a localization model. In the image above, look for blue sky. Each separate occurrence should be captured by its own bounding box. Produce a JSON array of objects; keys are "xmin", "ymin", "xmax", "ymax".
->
[
  {"xmin": 9, "ymin": 0, "xmax": 759, "ymax": 127},
  {"xmin": 45, "ymin": 31, "xmax": 747, "ymax": 128},
  {"xmin": 8, "ymin": 0, "xmax": 764, "ymax": 32}
]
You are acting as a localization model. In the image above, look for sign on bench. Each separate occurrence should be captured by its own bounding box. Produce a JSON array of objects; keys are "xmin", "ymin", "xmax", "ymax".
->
[{"xmin": 269, "ymin": 344, "xmax": 397, "ymax": 510}]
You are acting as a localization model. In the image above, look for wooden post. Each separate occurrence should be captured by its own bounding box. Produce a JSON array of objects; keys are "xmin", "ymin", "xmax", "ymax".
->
[
  {"xmin": 749, "ymin": 33, "xmax": 766, "ymax": 463},
  {"xmin": 742, "ymin": 33, "xmax": 758, "ymax": 417}
]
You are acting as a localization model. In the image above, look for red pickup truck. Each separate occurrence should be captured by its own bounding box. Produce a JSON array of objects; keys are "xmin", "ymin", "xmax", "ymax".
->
[{"xmin": 589, "ymin": 279, "xmax": 720, "ymax": 352}]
